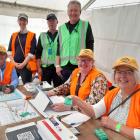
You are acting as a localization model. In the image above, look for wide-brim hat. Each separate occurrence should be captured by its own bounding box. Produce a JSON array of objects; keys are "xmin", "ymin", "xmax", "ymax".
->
[
  {"xmin": 78, "ymin": 49, "xmax": 94, "ymax": 60},
  {"xmin": 113, "ymin": 56, "xmax": 139, "ymax": 71},
  {"xmin": 0, "ymin": 45, "xmax": 6, "ymax": 54}
]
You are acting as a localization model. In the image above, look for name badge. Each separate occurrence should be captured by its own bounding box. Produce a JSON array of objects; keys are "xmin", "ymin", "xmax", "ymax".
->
[{"xmin": 48, "ymin": 48, "xmax": 52, "ymax": 55}]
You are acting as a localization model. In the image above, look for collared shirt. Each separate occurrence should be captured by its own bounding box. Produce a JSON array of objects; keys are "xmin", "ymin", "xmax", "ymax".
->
[
  {"xmin": 0, "ymin": 62, "xmax": 19, "ymax": 88},
  {"xmin": 57, "ymin": 20, "xmax": 94, "ymax": 56}
]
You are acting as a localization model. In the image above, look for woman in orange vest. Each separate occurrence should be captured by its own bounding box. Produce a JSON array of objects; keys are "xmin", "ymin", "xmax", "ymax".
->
[
  {"xmin": 66, "ymin": 56, "xmax": 140, "ymax": 139},
  {"xmin": 48, "ymin": 49, "xmax": 108, "ymax": 108},
  {"xmin": 8, "ymin": 13, "xmax": 37, "ymax": 84},
  {"xmin": 0, "ymin": 45, "xmax": 19, "ymax": 93}
]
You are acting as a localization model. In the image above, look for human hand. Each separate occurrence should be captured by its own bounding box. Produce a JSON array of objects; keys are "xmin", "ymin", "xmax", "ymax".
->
[
  {"xmin": 2, "ymin": 85, "xmax": 14, "ymax": 94},
  {"xmin": 51, "ymin": 103, "xmax": 71, "ymax": 112},
  {"xmin": 14, "ymin": 62, "xmax": 20, "ymax": 68},
  {"xmin": 72, "ymin": 95, "xmax": 81, "ymax": 106},
  {"xmin": 56, "ymin": 66, "xmax": 62, "ymax": 77},
  {"xmin": 47, "ymin": 90, "xmax": 56, "ymax": 97},
  {"xmin": 16, "ymin": 62, "xmax": 26, "ymax": 69},
  {"xmin": 38, "ymin": 67, "xmax": 42, "ymax": 76},
  {"xmin": 101, "ymin": 116, "xmax": 117, "ymax": 131}
]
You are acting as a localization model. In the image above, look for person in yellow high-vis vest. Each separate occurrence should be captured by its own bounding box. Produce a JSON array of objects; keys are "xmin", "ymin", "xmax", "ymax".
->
[
  {"xmin": 36, "ymin": 13, "xmax": 62, "ymax": 87},
  {"xmin": 8, "ymin": 13, "xmax": 37, "ymax": 84},
  {"xmin": 56, "ymin": 0, "xmax": 94, "ymax": 82}
]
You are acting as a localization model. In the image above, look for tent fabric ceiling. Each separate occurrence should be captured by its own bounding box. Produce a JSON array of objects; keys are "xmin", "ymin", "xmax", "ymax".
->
[
  {"xmin": 89, "ymin": 0, "xmax": 140, "ymax": 9},
  {"xmin": 0, "ymin": 0, "xmax": 140, "ymax": 12},
  {"xmin": 0, "ymin": 0, "xmax": 90, "ymax": 11}
]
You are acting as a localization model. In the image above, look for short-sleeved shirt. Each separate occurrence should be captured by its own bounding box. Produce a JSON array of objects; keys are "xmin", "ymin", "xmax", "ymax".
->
[{"xmin": 8, "ymin": 32, "xmax": 36, "ymax": 63}]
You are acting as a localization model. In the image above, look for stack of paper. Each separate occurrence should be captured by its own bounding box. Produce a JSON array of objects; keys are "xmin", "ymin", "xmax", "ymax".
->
[
  {"xmin": 61, "ymin": 112, "xmax": 90, "ymax": 127},
  {"xmin": 0, "ymin": 99, "xmax": 39, "ymax": 126}
]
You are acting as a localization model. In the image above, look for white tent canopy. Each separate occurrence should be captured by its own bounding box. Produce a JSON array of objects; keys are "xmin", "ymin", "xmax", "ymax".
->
[{"xmin": 0, "ymin": 0, "xmax": 140, "ymax": 81}]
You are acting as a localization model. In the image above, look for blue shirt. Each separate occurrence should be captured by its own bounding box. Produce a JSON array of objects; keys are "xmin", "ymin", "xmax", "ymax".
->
[{"xmin": 0, "ymin": 62, "xmax": 19, "ymax": 88}]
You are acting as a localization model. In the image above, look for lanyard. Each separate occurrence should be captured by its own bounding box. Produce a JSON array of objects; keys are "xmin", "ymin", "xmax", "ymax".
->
[
  {"xmin": 46, "ymin": 34, "xmax": 53, "ymax": 47},
  {"xmin": 75, "ymin": 73, "xmax": 88, "ymax": 96}
]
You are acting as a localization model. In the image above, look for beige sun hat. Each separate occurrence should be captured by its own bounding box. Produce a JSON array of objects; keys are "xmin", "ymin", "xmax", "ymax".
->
[
  {"xmin": 0, "ymin": 45, "xmax": 7, "ymax": 54},
  {"xmin": 78, "ymin": 49, "xmax": 94, "ymax": 60},
  {"xmin": 113, "ymin": 56, "xmax": 139, "ymax": 71}
]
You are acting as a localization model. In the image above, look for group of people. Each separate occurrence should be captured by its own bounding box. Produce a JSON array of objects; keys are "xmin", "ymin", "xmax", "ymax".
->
[
  {"xmin": 0, "ymin": 0, "xmax": 139, "ymax": 139},
  {"xmin": 49, "ymin": 56, "xmax": 140, "ymax": 139},
  {"xmin": 8, "ymin": 0, "xmax": 94, "ymax": 87}
]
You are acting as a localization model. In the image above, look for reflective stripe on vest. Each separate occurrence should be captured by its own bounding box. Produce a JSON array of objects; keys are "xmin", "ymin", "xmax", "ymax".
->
[
  {"xmin": 40, "ymin": 32, "xmax": 58, "ymax": 66},
  {"xmin": 11, "ymin": 31, "xmax": 37, "ymax": 73},
  {"xmin": 0, "ymin": 62, "xmax": 14, "ymax": 85},
  {"xmin": 58, "ymin": 20, "xmax": 88, "ymax": 66},
  {"xmin": 70, "ymin": 68, "xmax": 102, "ymax": 100}
]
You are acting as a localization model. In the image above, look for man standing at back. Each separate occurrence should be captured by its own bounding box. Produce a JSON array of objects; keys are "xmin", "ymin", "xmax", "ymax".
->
[
  {"xmin": 8, "ymin": 13, "xmax": 37, "ymax": 84},
  {"xmin": 56, "ymin": 0, "xmax": 94, "ymax": 82},
  {"xmin": 36, "ymin": 13, "xmax": 62, "ymax": 87}
]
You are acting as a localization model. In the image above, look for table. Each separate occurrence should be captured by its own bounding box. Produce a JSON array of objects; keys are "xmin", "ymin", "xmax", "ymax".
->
[
  {"xmin": 0, "ymin": 118, "xmax": 131, "ymax": 140},
  {"xmin": 0, "ymin": 86, "xmax": 130, "ymax": 140},
  {"xmin": 77, "ymin": 119, "xmax": 130, "ymax": 140}
]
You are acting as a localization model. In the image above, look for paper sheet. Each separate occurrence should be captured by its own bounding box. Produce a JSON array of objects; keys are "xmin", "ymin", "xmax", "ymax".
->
[
  {"xmin": 0, "ymin": 99, "xmax": 39, "ymax": 126},
  {"xmin": 30, "ymin": 89, "xmax": 77, "ymax": 118},
  {"xmin": 49, "ymin": 96, "xmax": 65, "ymax": 104},
  {"xmin": 29, "ymin": 88, "xmax": 50, "ymax": 112},
  {"xmin": 0, "ymin": 89, "xmax": 24, "ymax": 102},
  {"xmin": 61, "ymin": 112, "xmax": 90, "ymax": 126}
]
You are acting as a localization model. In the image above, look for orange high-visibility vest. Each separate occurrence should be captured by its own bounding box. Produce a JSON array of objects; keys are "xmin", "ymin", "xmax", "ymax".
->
[
  {"xmin": 0, "ymin": 62, "xmax": 14, "ymax": 85},
  {"xmin": 70, "ymin": 68, "xmax": 103, "ymax": 100},
  {"xmin": 104, "ymin": 84, "xmax": 140, "ymax": 128},
  {"xmin": 11, "ymin": 31, "xmax": 37, "ymax": 73}
]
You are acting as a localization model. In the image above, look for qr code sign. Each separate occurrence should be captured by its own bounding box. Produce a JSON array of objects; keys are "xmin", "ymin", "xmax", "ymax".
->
[{"xmin": 17, "ymin": 131, "xmax": 35, "ymax": 140}]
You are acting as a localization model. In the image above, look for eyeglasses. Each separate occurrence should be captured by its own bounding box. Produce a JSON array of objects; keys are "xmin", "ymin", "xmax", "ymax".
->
[
  {"xmin": 77, "ymin": 58, "xmax": 91, "ymax": 63},
  {"xmin": 115, "ymin": 70, "xmax": 134, "ymax": 76}
]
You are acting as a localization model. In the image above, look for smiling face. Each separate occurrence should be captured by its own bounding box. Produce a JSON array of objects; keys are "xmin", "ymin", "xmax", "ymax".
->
[
  {"xmin": 67, "ymin": 3, "xmax": 81, "ymax": 24},
  {"xmin": 77, "ymin": 57, "xmax": 93, "ymax": 73},
  {"xmin": 114, "ymin": 66, "xmax": 136, "ymax": 89},
  {"xmin": 18, "ymin": 18, "xmax": 28, "ymax": 31}
]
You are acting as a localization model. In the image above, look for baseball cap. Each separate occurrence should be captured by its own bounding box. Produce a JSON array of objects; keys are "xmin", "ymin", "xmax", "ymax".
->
[
  {"xmin": 113, "ymin": 56, "xmax": 139, "ymax": 71},
  {"xmin": 78, "ymin": 49, "xmax": 94, "ymax": 60},
  {"xmin": 0, "ymin": 45, "xmax": 6, "ymax": 54},
  {"xmin": 46, "ymin": 13, "xmax": 57, "ymax": 20},
  {"xmin": 18, "ymin": 13, "xmax": 28, "ymax": 21}
]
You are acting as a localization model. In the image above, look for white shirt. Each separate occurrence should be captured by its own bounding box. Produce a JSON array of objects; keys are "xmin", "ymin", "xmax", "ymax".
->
[{"xmin": 92, "ymin": 92, "xmax": 140, "ymax": 140}]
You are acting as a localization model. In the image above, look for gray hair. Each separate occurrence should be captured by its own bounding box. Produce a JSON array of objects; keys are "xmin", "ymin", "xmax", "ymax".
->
[{"xmin": 67, "ymin": 0, "xmax": 81, "ymax": 10}]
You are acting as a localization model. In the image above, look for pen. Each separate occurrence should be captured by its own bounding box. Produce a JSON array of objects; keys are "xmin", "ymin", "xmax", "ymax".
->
[{"xmin": 70, "ymin": 122, "xmax": 82, "ymax": 126}]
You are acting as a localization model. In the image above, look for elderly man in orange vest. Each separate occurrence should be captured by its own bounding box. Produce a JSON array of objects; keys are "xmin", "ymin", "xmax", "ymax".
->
[
  {"xmin": 8, "ymin": 13, "xmax": 37, "ymax": 84},
  {"xmin": 0, "ymin": 45, "xmax": 19, "ymax": 94}
]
